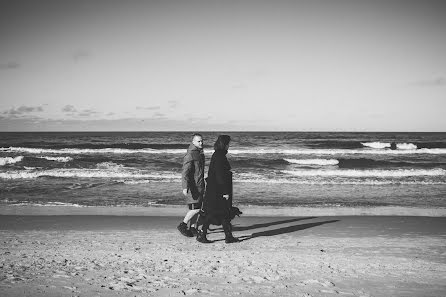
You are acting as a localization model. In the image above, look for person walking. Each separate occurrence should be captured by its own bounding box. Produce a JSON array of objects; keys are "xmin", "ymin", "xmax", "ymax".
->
[
  {"xmin": 177, "ymin": 133, "xmax": 205, "ymax": 237},
  {"xmin": 197, "ymin": 135, "xmax": 239, "ymax": 244}
]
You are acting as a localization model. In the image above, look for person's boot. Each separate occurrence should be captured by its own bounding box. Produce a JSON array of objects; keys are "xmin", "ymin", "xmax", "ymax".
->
[
  {"xmin": 189, "ymin": 226, "xmax": 198, "ymax": 237},
  {"xmin": 196, "ymin": 221, "xmax": 211, "ymax": 243},
  {"xmin": 177, "ymin": 222, "xmax": 193, "ymax": 237},
  {"xmin": 224, "ymin": 233, "xmax": 239, "ymax": 243},
  {"xmin": 196, "ymin": 230, "xmax": 211, "ymax": 243},
  {"xmin": 223, "ymin": 220, "xmax": 239, "ymax": 243}
]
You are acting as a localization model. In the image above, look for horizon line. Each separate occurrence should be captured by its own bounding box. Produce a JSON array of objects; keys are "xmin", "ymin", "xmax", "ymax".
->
[{"xmin": 0, "ymin": 130, "xmax": 445, "ymax": 133}]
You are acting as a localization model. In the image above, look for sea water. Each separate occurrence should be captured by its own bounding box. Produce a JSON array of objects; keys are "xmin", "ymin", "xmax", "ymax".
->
[{"xmin": 0, "ymin": 132, "xmax": 445, "ymax": 213}]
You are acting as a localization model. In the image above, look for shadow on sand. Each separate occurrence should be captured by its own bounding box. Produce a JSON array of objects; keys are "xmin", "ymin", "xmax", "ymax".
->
[
  {"xmin": 208, "ymin": 218, "xmax": 339, "ymax": 242},
  {"xmin": 232, "ymin": 217, "xmax": 317, "ymax": 232},
  {"xmin": 208, "ymin": 217, "xmax": 317, "ymax": 233},
  {"xmin": 237, "ymin": 219, "xmax": 340, "ymax": 242}
]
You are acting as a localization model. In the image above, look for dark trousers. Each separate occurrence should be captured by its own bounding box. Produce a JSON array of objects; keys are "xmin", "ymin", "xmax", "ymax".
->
[{"xmin": 201, "ymin": 216, "xmax": 232, "ymax": 237}]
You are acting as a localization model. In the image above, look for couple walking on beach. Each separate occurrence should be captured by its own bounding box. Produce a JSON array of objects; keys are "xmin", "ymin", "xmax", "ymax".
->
[{"xmin": 177, "ymin": 133, "xmax": 239, "ymax": 244}]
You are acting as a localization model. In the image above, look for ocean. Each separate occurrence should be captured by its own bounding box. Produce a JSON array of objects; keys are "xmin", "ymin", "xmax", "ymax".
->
[{"xmin": 1, "ymin": 132, "xmax": 445, "ymax": 214}]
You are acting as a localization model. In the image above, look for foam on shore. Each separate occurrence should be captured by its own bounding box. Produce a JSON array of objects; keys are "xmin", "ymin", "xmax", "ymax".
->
[{"xmin": 1, "ymin": 204, "xmax": 445, "ymax": 217}]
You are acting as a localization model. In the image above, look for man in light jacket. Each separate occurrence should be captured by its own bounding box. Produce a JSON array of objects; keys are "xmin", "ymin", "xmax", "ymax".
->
[{"xmin": 177, "ymin": 133, "xmax": 205, "ymax": 237}]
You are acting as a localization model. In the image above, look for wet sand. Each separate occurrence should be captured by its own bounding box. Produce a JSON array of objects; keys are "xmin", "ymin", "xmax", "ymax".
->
[{"xmin": 1, "ymin": 214, "xmax": 445, "ymax": 297}]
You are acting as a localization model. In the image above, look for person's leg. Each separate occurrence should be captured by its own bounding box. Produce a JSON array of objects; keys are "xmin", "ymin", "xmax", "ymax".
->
[
  {"xmin": 177, "ymin": 220, "xmax": 193, "ymax": 237},
  {"xmin": 196, "ymin": 216, "xmax": 211, "ymax": 243},
  {"xmin": 178, "ymin": 204, "xmax": 198, "ymax": 237},
  {"xmin": 184, "ymin": 207, "xmax": 200, "ymax": 236},
  {"xmin": 189, "ymin": 201, "xmax": 203, "ymax": 230},
  {"xmin": 183, "ymin": 209, "xmax": 200, "ymax": 224},
  {"xmin": 222, "ymin": 218, "xmax": 239, "ymax": 243}
]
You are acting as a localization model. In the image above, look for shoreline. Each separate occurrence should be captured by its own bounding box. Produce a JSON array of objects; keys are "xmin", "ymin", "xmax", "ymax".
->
[
  {"xmin": 1, "ymin": 215, "xmax": 445, "ymax": 296},
  {"xmin": 1, "ymin": 215, "xmax": 445, "ymax": 236},
  {"xmin": 1, "ymin": 204, "xmax": 445, "ymax": 217}
]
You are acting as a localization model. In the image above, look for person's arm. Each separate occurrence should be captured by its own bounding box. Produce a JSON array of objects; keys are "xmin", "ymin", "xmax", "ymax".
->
[{"xmin": 181, "ymin": 156, "xmax": 193, "ymax": 196}]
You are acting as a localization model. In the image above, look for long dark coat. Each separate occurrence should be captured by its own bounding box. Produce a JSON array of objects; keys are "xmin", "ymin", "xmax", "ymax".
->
[{"xmin": 203, "ymin": 149, "xmax": 233, "ymax": 218}]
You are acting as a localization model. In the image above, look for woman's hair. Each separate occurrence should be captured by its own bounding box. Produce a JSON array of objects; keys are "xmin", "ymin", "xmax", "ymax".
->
[{"xmin": 214, "ymin": 135, "xmax": 231, "ymax": 151}]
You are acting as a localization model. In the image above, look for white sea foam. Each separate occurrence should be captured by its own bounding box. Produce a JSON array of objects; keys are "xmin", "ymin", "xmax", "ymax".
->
[
  {"xmin": 236, "ymin": 179, "xmax": 445, "ymax": 185},
  {"xmin": 361, "ymin": 142, "xmax": 418, "ymax": 150},
  {"xmin": 0, "ymin": 169, "xmax": 181, "ymax": 180},
  {"xmin": 120, "ymin": 180, "xmax": 166, "ymax": 184},
  {"xmin": 38, "ymin": 156, "xmax": 73, "ymax": 162},
  {"xmin": 234, "ymin": 172, "xmax": 445, "ymax": 184},
  {"xmin": 1, "ymin": 146, "xmax": 446, "ymax": 155},
  {"xmin": 284, "ymin": 158, "xmax": 339, "ymax": 166},
  {"xmin": 397, "ymin": 143, "xmax": 418, "ymax": 150},
  {"xmin": 0, "ymin": 147, "xmax": 185, "ymax": 155},
  {"xmin": 0, "ymin": 156, "xmax": 24, "ymax": 166},
  {"xmin": 1, "ymin": 167, "xmax": 444, "ymax": 185},
  {"xmin": 6, "ymin": 201, "xmax": 85, "ymax": 207},
  {"xmin": 96, "ymin": 162, "xmax": 125, "ymax": 170},
  {"xmin": 361, "ymin": 142, "xmax": 390, "ymax": 149},
  {"xmin": 229, "ymin": 148, "xmax": 446, "ymax": 155},
  {"xmin": 282, "ymin": 168, "xmax": 446, "ymax": 177},
  {"xmin": 24, "ymin": 166, "xmax": 38, "ymax": 170}
]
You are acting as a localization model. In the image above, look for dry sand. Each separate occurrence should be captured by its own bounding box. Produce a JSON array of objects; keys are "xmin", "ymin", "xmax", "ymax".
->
[{"xmin": 0, "ymin": 214, "xmax": 445, "ymax": 297}]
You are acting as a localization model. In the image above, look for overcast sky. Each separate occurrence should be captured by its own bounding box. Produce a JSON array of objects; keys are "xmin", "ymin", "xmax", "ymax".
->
[{"xmin": 0, "ymin": 0, "xmax": 445, "ymax": 131}]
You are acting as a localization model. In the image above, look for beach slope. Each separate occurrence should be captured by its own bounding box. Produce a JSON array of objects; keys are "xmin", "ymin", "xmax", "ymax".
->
[{"xmin": 1, "ymin": 215, "xmax": 445, "ymax": 297}]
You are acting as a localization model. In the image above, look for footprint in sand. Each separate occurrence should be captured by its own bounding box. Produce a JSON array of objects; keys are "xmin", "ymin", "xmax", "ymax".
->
[
  {"xmin": 301, "ymin": 279, "xmax": 335, "ymax": 287},
  {"xmin": 250, "ymin": 275, "xmax": 266, "ymax": 283},
  {"xmin": 320, "ymin": 289, "xmax": 339, "ymax": 294}
]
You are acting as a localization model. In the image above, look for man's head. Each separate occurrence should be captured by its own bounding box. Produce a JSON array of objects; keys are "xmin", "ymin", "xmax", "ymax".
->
[{"xmin": 192, "ymin": 133, "xmax": 203, "ymax": 149}]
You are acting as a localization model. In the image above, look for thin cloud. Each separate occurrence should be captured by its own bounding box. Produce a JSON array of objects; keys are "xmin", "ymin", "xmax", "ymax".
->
[
  {"xmin": 77, "ymin": 109, "xmax": 99, "ymax": 117},
  {"xmin": 0, "ymin": 62, "xmax": 20, "ymax": 70},
  {"xmin": 62, "ymin": 105, "xmax": 77, "ymax": 113},
  {"xmin": 2, "ymin": 105, "xmax": 44, "ymax": 116},
  {"xmin": 411, "ymin": 77, "xmax": 446, "ymax": 87},
  {"xmin": 0, "ymin": 114, "xmax": 278, "ymax": 131},
  {"xmin": 0, "ymin": 117, "xmax": 189, "ymax": 131},
  {"xmin": 136, "ymin": 106, "xmax": 161, "ymax": 110},
  {"xmin": 153, "ymin": 112, "xmax": 167, "ymax": 119},
  {"xmin": 168, "ymin": 100, "xmax": 179, "ymax": 109},
  {"xmin": 61, "ymin": 105, "xmax": 99, "ymax": 117}
]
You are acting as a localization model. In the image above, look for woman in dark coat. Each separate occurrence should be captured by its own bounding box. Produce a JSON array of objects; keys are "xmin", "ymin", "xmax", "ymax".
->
[{"xmin": 197, "ymin": 135, "xmax": 239, "ymax": 244}]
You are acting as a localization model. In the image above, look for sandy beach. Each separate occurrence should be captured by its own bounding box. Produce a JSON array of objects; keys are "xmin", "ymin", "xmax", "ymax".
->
[{"xmin": 1, "ymin": 211, "xmax": 445, "ymax": 297}]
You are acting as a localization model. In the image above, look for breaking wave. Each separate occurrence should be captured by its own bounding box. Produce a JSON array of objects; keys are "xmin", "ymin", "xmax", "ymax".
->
[
  {"xmin": 0, "ymin": 169, "xmax": 181, "ymax": 180},
  {"xmin": 96, "ymin": 162, "xmax": 125, "ymax": 170},
  {"xmin": 2, "ymin": 146, "xmax": 446, "ymax": 156},
  {"xmin": 0, "ymin": 147, "xmax": 185, "ymax": 155},
  {"xmin": 284, "ymin": 159, "xmax": 339, "ymax": 166},
  {"xmin": 361, "ymin": 142, "xmax": 418, "ymax": 150},
  {"xmin": 397, "ymin": 143, "xmax": 418, "ymax": 150},
  {"xmin": 236, "ymin": 179, "xmax": 445, "ymax": 185},
  {"xmin": 38, "ymin": 156, "xmax": 73, "ymax": 162},
  {"xmin": 337, "ymin": 158, "xmax": 446, "ymax": 169},
  {"xmin": 2, "ymin": 201, "xmax": 85, "ymax": 207},
  {"xmin": 0, "ymin": 156, "xmax": 24, "ymax": 166},
  {"xmin": 281, "ymin": 168, "xmax": 446, "ymax": 177},
  {"xmin": 228, "ymin": 148, "xmax": 446, "ymax": 155}
]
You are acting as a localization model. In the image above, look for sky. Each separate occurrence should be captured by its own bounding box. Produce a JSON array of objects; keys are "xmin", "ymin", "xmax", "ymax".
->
[{"xmin": 0, "ymin": 0, "xmax": 445, "ymax": 132}]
